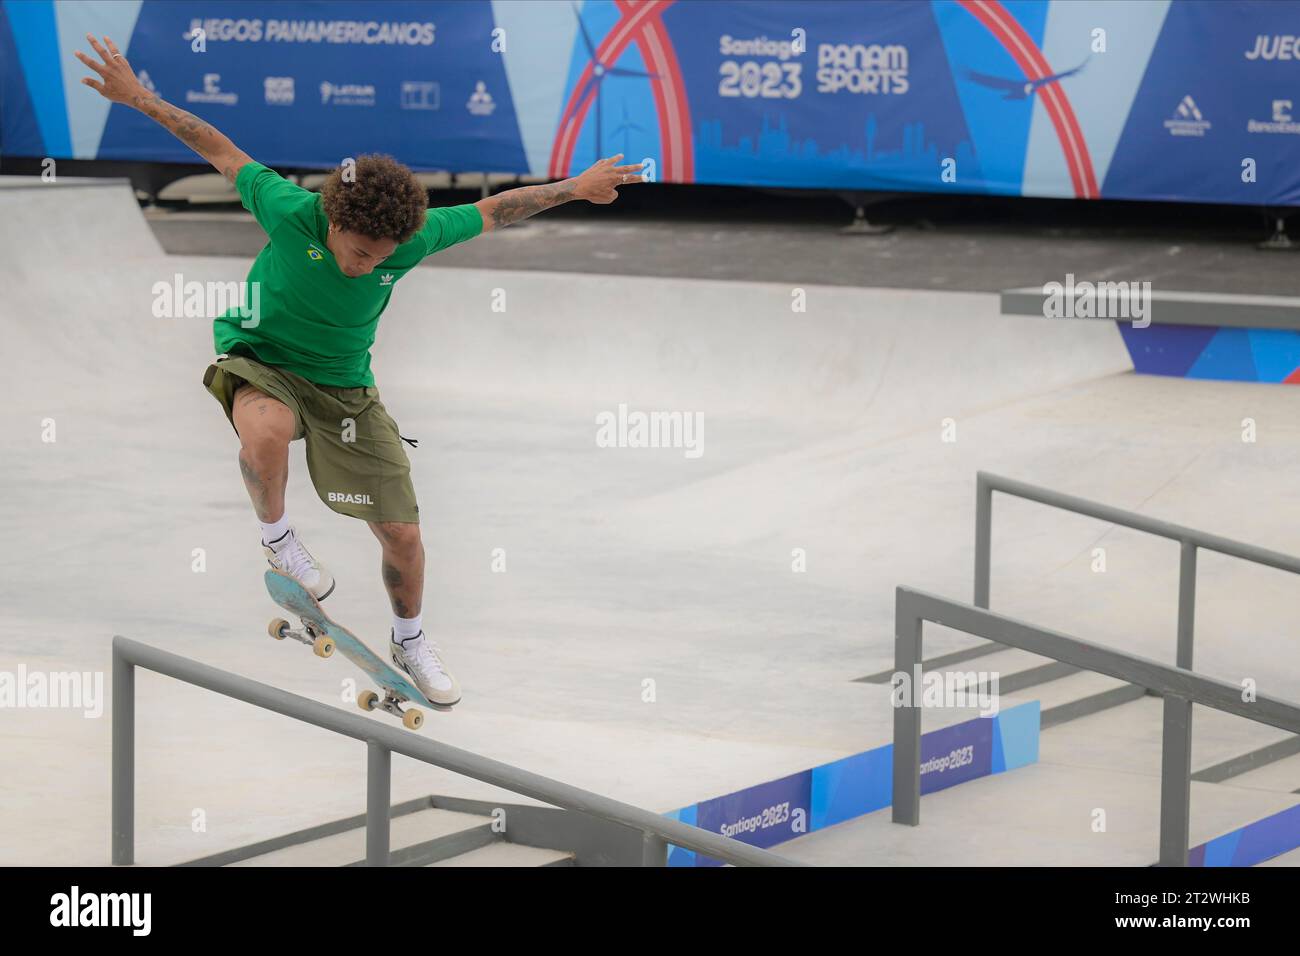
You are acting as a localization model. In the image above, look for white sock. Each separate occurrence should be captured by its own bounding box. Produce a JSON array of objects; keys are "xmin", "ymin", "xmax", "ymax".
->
[
  {"xmin": 393, "ymin": 614, "xmax": 423, "ymax": 643},
  {"xmin": 260, "ymin": 514, "xmax": 292, "ymax": 547}
]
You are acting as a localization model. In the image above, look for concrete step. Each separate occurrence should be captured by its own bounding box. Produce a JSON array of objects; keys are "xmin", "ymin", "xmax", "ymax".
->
[
  {"xmin": 156, "ymin": 173, "xmax": 239, "ymax": 204},
  {"xmin": 778, "ymin": 759, "xmax": 1299, "ymax": 866},
  {"xmin": 426, "ymin": 843, "xmax": 576, "ymax": 867},
  {"xmin": 299, "ymin": 171, "xmax": 453, "ymax": 191},
  {"xmin": 230, "ymin": 808, "xmax": 494, "ymax": 866},
  {"xmin": 1040, "ymin": 695, "xmax": 1296, "ymax": 778},
  {"xmin": 1216, "ymin": 750, "xmax": 1300, "ymax": 794},
  {"xmin": 854, "ymin": 639, "xmax": 1050, "ymax": 684},
  {"xmin": 999, "ymin": 667, "xmax": 1137, "ymax": 719},
  {"xmin": 925, "ymin": 645, "xmax": 1064, "ymax": 685},
  {"xmin": 155, "ymin": 171, "xmax": 459, "ymax": 203},
  {"xmin": 866, "ymin": 644, "xmax": 1136, "ymax": 712},
  {"xmin": 453, "ymin": 172, "xmax": 548, "ymax": 192},
  {"xmin": 1193, "ymin": 735, "xmax": 1300, "ymax": 785}
]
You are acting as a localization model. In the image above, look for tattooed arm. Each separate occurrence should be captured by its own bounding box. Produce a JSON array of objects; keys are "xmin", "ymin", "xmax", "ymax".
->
[
  {"xmin": 131, "ymin": 90, "xmax": 253, "ymax": 184},
  {"xmin": 76, "ymin": 34, "xmax": 252, "ymax": 184},
  {"xmin": 475, "ymin": 154, "xmax": 646, "ymax": 232}
]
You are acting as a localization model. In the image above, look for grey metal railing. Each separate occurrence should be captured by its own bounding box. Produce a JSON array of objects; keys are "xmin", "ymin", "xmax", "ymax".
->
[
  {"xmin": 975, "ymin": 471, "xmax": 1300, "ymax": 669},
  {"xmin": 111, "ymin": 636, "xmax": 799, "ymax": 867},
  {"xmin": 891, "ymin": 587, "xmax": 1300, "ymax": 866}
]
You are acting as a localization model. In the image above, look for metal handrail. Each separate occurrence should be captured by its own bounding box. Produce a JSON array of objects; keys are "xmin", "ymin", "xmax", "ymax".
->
[
  {"xmin": 975, "ymin": 471, "xmax": 1300, "ymax": 669},
  {"xmin": 111, "ymin": 636, "xmax": 800, "ymax": 867},
  {"xmin": 891, "ymin": 587, "xmax": 1300, "ymax": 866}
]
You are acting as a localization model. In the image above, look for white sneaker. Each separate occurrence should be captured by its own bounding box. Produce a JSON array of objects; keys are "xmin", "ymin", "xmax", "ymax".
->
[
  {"xmin": 263, "ymin": 528, "xmax": 335, "ymax": 601},
  {"xmin": 390, "ymin": 632, "xmax": 461, "ymax": 706}
]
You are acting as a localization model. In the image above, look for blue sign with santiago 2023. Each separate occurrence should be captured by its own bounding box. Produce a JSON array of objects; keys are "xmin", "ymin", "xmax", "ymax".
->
[{"xmin": 668, "ymin": 700, "xmax": 1039, "ymax": 866}]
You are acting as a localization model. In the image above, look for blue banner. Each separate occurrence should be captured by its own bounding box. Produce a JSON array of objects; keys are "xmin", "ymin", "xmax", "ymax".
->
[{"xmin": 3, "ymin": 0, "xmax": 1299, "ymax": 204}]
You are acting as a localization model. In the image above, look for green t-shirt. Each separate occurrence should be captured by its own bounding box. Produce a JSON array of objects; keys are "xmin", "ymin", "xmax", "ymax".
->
[{"xmin": 213, "ymin": 162, "xmax": 482, "ymax": 387}]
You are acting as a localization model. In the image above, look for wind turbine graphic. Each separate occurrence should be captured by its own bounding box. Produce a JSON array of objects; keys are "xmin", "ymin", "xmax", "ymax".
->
[
  {"xmin": 572, "ymin": 2, "xmax": 657, "ymax": 162},
  {"xmin": 611, "ymin": 100, "xmax": 647, "ymax": 157}
]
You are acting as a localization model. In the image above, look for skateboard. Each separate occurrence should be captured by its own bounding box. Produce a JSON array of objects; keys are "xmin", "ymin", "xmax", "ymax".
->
[{"xmin": 264, "ymin": 568, "xmax": 435, "ymax": 730}]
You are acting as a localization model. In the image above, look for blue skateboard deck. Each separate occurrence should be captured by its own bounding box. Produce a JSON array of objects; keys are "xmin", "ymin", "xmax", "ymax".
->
[{"xmin": 264, "ymin": 569, "xmax": 432, "ymax": 710}]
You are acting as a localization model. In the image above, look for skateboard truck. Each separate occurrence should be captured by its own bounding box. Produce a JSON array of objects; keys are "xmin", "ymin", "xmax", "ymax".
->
[
  {"xmin": 268, "ymin": 616, "xmax": 336, "ymax": 659},
  {"xmin": 357, "ymin": 688, "xmax": 425, "ymax": 730}
]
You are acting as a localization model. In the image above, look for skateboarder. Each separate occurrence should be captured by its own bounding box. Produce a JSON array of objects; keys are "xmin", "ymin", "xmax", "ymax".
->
[{"xmin": 77, "ymin": 34, "xmax": 643, "ymax": 707}]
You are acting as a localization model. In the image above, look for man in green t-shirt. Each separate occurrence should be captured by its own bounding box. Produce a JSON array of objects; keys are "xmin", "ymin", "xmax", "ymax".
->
[{"xmin": 79, "ymin": 34, "xmax": 643, "ymax": 707}]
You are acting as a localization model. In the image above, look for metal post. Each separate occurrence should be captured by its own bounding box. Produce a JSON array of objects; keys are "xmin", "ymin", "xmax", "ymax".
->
[
  {"xmin": 366, "ymin": 741, "xmax": 391, "ymax": 866},
  {"xmin": 892, "ymin": 590, "xmax": 923, "ymax": 825},
  {"xmin": 1176, "ymin": 541, "xmax": 1197, "ymax": 671},
  {"xmin": 641, "ymin": 832, "xmax": 668, "ymax": 866},
  {"xmin": 974, "ymin": 475, "xmax": 993, "ymax": 608},
  {"xmin": 1171, "ymin": 541, "xmax": 1197, "ymax": 864},
  {"xmin": 111, "ymin": 641, "xmax": 134, "ymax": 866},
  {"xmin": 1158, "ymin": 695, "xmax": 1193, "ymax": 866}
]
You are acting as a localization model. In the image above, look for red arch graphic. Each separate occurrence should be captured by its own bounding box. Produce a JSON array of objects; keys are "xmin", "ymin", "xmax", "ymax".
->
[
  {"xmin": 548, "ymin": 0, "xmax": 694, "ymax": 182},
  {"xmin": 958, "ymin": 0, "xmax": 1099, "ymax": 199},
  {"xmin": 549, "ymin": 1, "xmax": 1093, "ymax": 196}
]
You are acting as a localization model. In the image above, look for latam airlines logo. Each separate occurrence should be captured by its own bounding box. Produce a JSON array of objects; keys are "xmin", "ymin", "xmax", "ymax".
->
[
  {"xmin": 321, "ymin": 81, "xmax": 376, "ymax": 106},
  {"xmin": 1164, "ymin": 96, "xmax": 1210, "ymax": 137}
]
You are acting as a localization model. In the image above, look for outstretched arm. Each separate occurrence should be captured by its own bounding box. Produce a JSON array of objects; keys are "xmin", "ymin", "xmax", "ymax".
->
[
  {"xmin": 75, "ymin": 34, "xmax": 253, "ymax": 183},
  {"xmin": 475, "ymin": 155, "xmax": 645, "ymax": 232}
]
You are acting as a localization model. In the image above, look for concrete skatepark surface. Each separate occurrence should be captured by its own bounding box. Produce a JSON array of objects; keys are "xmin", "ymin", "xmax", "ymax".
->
[{"xmin": 2, "ymin": 178, "xmax": 1298, "ymax": 865}]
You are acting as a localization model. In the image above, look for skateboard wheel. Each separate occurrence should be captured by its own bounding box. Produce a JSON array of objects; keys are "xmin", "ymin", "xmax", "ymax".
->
[
  {"xmin": 403, "ymin": 708, "xmax": 424, "ymax": 731},
  {"xmin": 357, "ymin": 690, "xmax": 379, "ymax": 712},
  {"xmin": 268, "ymin": 618, "xmax": 289, "ymax": 641},
  {"xmin": 314, "ymin": 636, "xmax": 335, "ymax": 659}
]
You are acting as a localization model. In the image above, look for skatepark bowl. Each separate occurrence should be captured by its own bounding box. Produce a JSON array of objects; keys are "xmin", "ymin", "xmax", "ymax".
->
[{"xmin": 2, "ymin": 176, "xmax": 1299, "ymax": 866}]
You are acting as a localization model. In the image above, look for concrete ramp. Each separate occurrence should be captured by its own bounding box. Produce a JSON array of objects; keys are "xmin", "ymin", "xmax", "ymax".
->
[
  {"xmin": 1, "ymin": 177, "xmax": 1130, "ymax": 425},
  {"xmin": 374, "ymin": 269, "xmax": 1133, "ymax": 430}
]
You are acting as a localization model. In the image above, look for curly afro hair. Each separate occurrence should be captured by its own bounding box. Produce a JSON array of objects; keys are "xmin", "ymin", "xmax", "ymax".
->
[{"xmin": 320, "ymin": 154, "xmax": 427, "ymax": 244}]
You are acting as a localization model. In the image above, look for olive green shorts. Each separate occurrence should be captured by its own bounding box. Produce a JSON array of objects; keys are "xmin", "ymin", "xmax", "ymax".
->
[{"xmin": 203, "ymin": 355, "xmax": 419, "ymax": 524}]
